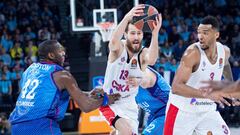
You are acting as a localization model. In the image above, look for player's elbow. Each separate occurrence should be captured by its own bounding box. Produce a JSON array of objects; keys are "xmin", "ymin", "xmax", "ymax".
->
[
  {"xmin": 81, "ymin": 107, "xmax": 92, "ymax": 113},
  {"xmin": 171, "ymin": 82, "xmax": 180, "ymax": 94}
]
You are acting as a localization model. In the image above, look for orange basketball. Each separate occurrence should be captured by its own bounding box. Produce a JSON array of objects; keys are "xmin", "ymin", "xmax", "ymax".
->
[{"xmin": 131, "ymin": 4, "xmax": 159, "ymax": 32}]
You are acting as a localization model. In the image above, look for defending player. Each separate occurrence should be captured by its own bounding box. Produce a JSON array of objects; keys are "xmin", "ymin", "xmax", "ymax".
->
[
  {"xmin": 8, "ymin": 40, "xmax": 120, "ymax": 135},
  {"xmin": 135, "ymin": 66, "xmax": 170, "ymax": 135}
]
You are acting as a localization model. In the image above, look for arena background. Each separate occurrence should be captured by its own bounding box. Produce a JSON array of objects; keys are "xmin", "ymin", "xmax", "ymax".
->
[{"xmin": 0, "ymin": 0, "xmax": 239, "ymax": 134}]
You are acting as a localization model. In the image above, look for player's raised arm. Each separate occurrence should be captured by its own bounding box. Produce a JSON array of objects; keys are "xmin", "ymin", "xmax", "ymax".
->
[
  {"xmin": 141, "ymin": 14, "xmax": 162, "ymax": 66},
  {"xmin": 53, "ymin": 71, "xmax": 120, "ymax": 113},
  {"xmin": 109, "ymin": 5, "xmax": 144, "ymax": 53}
]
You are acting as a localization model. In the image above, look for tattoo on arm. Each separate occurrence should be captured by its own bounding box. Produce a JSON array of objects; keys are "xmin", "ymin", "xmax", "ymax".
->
[{"xmin": 223, "ymin": 61, "xmax": 233, "ymax": 81}]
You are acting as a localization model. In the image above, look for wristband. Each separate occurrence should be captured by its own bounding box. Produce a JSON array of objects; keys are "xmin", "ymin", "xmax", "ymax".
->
[{"xmin": 101, "ymin": 93, "xmax": 109, "ymax": 106}]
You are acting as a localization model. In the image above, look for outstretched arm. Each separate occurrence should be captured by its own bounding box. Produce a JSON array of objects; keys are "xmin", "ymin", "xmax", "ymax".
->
[
  {"xmin": 140, "ymin": 14, "xmax": 162, "ymax": 68},
  {"xmin": 53, "ymin": 71, "xmax": 120, "ymax": 113}
]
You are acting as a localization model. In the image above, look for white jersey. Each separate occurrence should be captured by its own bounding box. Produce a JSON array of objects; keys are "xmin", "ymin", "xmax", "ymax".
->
[
  {"xmin": 103, "ymin": 46, "xmax": 144, "ymax": 103},
  {"xmin": 169, "ymin": 42, "xmax": 225, "ymax": 113}
]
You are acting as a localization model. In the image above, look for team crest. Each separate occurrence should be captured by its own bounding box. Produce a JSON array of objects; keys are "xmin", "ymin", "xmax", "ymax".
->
[
  {"xmin": 131, "ymin": 58, "xmax": 137, "ymax": 68},
  {"xmin": 219, "ymin": 58, "xmax": 223, "ymax": 68}
]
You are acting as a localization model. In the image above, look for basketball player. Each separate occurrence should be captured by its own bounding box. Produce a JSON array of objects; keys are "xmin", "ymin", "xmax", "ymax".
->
[
  {"xmin": 8, "ymin": 40, "xmax": 120, "ymax": 135},
  {"xmin": 99, "ymin": 4, "xmax": 162, "ymax": 135},
  {"xmin": 134, "ymin": 66, "xmax": 170, "ymax": 135},
  {"xmin": 164, "ymin": 16, "xmax": 233, "ymax": 135}
]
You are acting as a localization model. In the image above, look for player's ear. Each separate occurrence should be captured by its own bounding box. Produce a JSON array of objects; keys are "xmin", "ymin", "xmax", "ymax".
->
[
  {"xmin": 48, "ymin": 52, "xmax": 55, "ymax": 59},
  {"xmin": 215, "ymin": 31, "xmax": 220, "ymax": 39}
]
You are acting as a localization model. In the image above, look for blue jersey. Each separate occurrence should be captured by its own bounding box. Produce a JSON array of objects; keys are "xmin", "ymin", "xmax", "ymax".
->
[
  {"xmin": 136, "ymin": 67, "xmax": 170, "ymax": 117},
  {"xmin": 135, "ymin": 67, "xmax": 171, "ymax": 135},
  {"xmin": 9, "ymin": 62, "xmax": 69, "ymax": 124}
]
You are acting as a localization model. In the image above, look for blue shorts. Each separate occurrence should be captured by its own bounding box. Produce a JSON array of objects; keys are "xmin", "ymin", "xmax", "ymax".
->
[
  {"xmin": 142, "ymin": 115, "xmax": 165, "ymax": 135},
  {"xmin": 11, "ymin": 118, "xmax": 61, "ymax": 135}
]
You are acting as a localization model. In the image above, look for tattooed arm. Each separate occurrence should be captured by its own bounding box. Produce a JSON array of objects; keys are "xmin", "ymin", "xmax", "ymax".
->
[{"xmin": 223, "ymin": 46, "xmax": 233, "ymax": 81}]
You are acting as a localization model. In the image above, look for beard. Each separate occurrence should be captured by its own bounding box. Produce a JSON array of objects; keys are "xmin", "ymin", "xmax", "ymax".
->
[
  {"xmin": 201, "ymin": 46, "xmax": 209, "ymax": 50},
  {"xmin": 200, "ymin": 42, "xmax": 209, "ymax": 51},
  {"xmin": 126, "ymin": 39, "xmax": 141, "ymax": 53}
]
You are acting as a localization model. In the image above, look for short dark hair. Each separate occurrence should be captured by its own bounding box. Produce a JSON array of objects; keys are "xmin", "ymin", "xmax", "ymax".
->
[
  {"xmin": 200, "ymin": 16, "xmax": 220, "ymax": 31},
  {"xmin": 38, "ymin": 40, "xmax": 64, "ymax": 60}
]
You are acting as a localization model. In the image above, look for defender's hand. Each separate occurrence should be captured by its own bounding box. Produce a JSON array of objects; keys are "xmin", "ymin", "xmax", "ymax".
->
[
  {"xmin": 107, "ymin": 93, "xmax": 121, "ymax": 105},
  {"xmin": 90, "ymin": 87, "xmax": 104, "ymax": 99}
]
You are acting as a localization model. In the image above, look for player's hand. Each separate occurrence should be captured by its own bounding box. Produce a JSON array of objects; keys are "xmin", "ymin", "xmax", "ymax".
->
[
  {"xmin": 107, "ymin": 93, "xmax": 121, "ymax": 105},
  {"xmin": 126, "ymin": 76, "xmax": 142, "ymax": 88},
  {"xmin": 200, "ymin": 80, "xmax": 232, "ymax": 92},
  {"xmin": 205, "ymin": 91, "xmax": 231, "ymax": 107},
  {"xmin": 90, "ymin": 87, "xmax": 105, "ymax": 99},
  {"xmin": 125, "ymin": 4, "xmax": 145, "ymax": 22},
  {"xmin": 221, "ymin": 93, "xmax": 240, "ymax": 106},
  {"xmin": 152, "ymin": 13, "xmax": 162, "ymax": 35}
]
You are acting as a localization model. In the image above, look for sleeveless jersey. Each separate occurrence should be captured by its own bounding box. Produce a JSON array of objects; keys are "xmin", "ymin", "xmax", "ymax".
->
[
  {"xmin": 103, "ymin": 46, "xmax": 144, "ymax": 103},
  {"xmin": 9, "ymin": 62, "xmax": 69, "ymax": 124},
  {"xmin": 136, "ymin": 67, "xmax": 171, "ymax": 117},
  {"xmin": 169, "ymin": 42, "xmax": 225, "ymax": 112}
]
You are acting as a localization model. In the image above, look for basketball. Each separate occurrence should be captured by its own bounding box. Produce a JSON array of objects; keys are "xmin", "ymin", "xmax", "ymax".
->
[{"xmin": 131, "ymin": 4, "xmax": 159, "ymax": 32}]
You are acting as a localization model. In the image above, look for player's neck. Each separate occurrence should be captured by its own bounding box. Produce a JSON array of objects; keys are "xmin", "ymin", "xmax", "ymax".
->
[{"xmin": 205, "ymin": 42, "xmax": 218, "ymax": 63}]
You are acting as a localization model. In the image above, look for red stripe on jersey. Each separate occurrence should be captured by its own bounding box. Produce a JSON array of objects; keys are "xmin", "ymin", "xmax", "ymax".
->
[{"xmin": 164, "ymin": 104, "xmax": 179, "ymax": 135}]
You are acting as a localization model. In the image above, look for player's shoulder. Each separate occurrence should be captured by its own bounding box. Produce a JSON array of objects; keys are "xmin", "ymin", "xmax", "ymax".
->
[
  {"xmin": 183, "ymin": 43, "xmax": 200, "ymax": 58},
  {"xmin": 53, "ymin": 70, "xmax": 72, "ymax": 80},
  {"xmin": 217, "ymin": 42, "xmax": 231, "ymax": 57}
]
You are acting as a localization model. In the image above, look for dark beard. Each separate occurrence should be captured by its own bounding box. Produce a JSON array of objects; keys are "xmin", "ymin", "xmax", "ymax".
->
[
  {"xmin": 201, "ymin": 46, "xmax": 209, "ymax": 51},
  {"xmin": 126, "ymin": 39, "xmax": 141, "ymax": 53}
]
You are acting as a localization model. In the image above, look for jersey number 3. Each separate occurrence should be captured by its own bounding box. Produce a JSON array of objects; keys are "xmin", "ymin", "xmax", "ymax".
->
[{"xmin": 21, "ymin": 79, "xmax": 39, "ymax": 99}]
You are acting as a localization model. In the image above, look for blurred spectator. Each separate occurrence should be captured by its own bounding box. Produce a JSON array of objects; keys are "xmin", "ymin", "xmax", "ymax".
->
[
  {"xmin": 1, "ymin": 34, "xmax": 13, "ymax": 53},
  {"xmin": 0, "ymin": 112, "xmax": 10, "ymax": 135},
  {"xmin": 10, "ymin": 42, "xmax": 23, "ymax": 59},
  {"xmin": 38, "ymin": 27, "xmax": 51, "ymax": 40},
  {"xmin": 0, "ymin": 49, "xmax": 11, "ymax": 66},
  {"xmin": 172, "ymin": 39, "xmax": 187, "ymax": 61},
  {"xmin": 1, "ymin": 65, "xmax": 11, "ymax": 81},
  {"xmin": 168, "ymin": 26, "xmax": 180, "ymax": 45},
  {"xmin": 158, "ymin": 28, "xmax": 168, "ymax": 46},
  {"xmin": 24, "ymin": 40, "xmax": 38, "ymax": 62},
  {"xmin": 6, "ymin": 15, "xmax": 17, "ymax": 32},
  {"xmin": 0, "ymin": 73, "xmax": 13, "ymax": 106},
  {"xmin": 168, "ymin": 58, "xmax": 179, "ymax": 73},
  {"xmin": 161, "ymin": 41, "xmax": 173, "ymax": 59},
  {"xmin": 24, "ymin": 27, "xmax": 36, "ymax": 41}
]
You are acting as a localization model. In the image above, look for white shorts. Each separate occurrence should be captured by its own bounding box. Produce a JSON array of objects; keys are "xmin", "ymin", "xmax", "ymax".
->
[
  {"xmin": 99, "ymin": 101, "xmax": 139, "ymax": 134},
  {"xmin": 164, "ymin": 104, "xmax": 230, "ymax": 135}
]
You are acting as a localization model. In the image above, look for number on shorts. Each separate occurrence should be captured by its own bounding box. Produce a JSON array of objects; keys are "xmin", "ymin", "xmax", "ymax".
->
[
  {"xmin": 145, "ymin": 123, "xmax": 155, "ymax": 133},
  {"xmin": 21, "ymin": 79, "xmax": 39, "ymax": 99}
]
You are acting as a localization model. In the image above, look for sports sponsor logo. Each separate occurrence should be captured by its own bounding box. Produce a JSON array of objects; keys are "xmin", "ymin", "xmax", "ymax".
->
[{"xmin": 190, "ymin": 98, "xmax": 214, "ymax": 105}]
